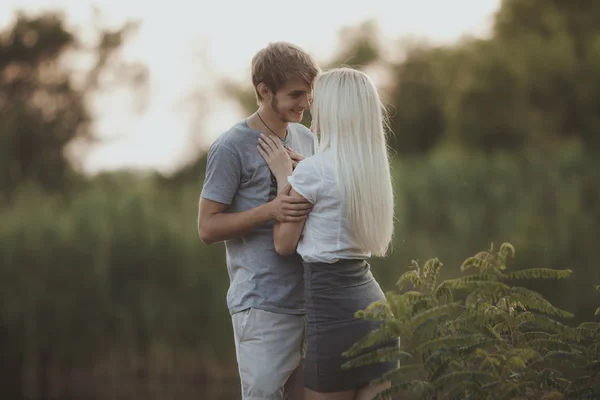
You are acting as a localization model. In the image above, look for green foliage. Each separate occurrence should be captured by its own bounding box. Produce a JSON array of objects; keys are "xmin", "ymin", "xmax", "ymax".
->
[
  {"xmin": 0, "ymin": 176, "xmax": 235, "ymax": 398},
  {"xmin": 596, "ymin": 285, "xmax": 600, "ymax": 316},
  {"xmin": 344, "ymin": 243, "xmax": 600, "ymax": 400}
]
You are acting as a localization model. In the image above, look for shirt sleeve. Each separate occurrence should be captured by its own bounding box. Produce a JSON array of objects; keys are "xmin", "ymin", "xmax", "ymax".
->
[
  {"xmin": 287, "ymin": 159, "xmax": 320, "ymax": 204},
  {"xmin": 200, "ymin": 143, "xmax": 241, "ymax": 205}
]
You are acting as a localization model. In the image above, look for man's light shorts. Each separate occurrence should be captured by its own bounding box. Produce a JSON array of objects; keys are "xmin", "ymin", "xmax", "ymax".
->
[{"xmin": 232, "ymin": 308, "xmax": 305, "ymax": 400}]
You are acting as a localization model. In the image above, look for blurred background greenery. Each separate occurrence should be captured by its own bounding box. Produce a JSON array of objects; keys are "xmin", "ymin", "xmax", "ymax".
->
[{"xmin": 2, "ymin": 0, "xmax": 600, "ymax": 399}]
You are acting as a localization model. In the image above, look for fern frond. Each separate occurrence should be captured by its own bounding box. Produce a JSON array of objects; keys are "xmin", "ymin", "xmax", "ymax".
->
[
  {"xmin": 416, "ymin": 334, "xmax": 483, "ymax": 354},
  {"xmin": 530, "ymin": 350, "xmax": 585, "ymax": 368},
  {"xmin": 468, "ymin": 347, "xmax": 505, "ymax": 369},
  {"xmin": 508, "ymin": 348, "xmax": 542, "ymax": 368},
  {"xmin": 448, "ymin": 308, "xmax": 498, "ymax": 331},
  {"xmin": 385, "ymin": 292, "xmax": 409, "ymax": 320},
  {"xmin": 373, "ymin": 380, "xmax": 432, "ymax": 400},
  {"xmin": 434, "ymin": 284, "xmax": 453, "ymax": 304},
  {"xmin": 527, "ymin": 339, "xmax": 574, "ymax": 354},
  {"xmin": 510, "ymin": 287, "xmax": 574, "ymax": 318},
  {"xmin": 401, "ymin": 290, "xmax": 434, "ymax": 307},
  {"xmin": 445, "ymin": 274, "xmax": 501, "ymax": 286},
  {"xmin": 460, "ymin": 251, "xmax": 498, "ymax": 273},
  {"xmin": 355, "ymin": 299, "xmax": 394, "ymax": 321},
  {"xmin": 526, "ymin": 314, "xmax": 583, "ymax": 342},
  {"xmin": 565, "ymin": 384, "xmax": 600, "ymax": 400},
  {"xmin": 433, "ymin": 370, "xmax": 497, "ymax": 389},
  {"xmin": 442, "ymin": 379, "xmax": 483, "ymax": 400},
  {"xmin": 460, "ymin": 256, "xmax": 478, "ymax": 273},
  {"xmin": 341, "ymin": 345, "xmax": 409, "ymax": 369},
  {"xmin": 407, "ymin": 302, "xmax": 463, "ymax": 333},
  {"xmin": 396, "ymin": 270, "xmax": 424, "ymax": 291},
  {"xmin": 505, "ymin": 268, "xmax": 572, "ymax": 281},
  {"xmin": 460, "ymin": 337, "xmax": 499, "ymax": 359},
  {"xmin": 497, "ymin": 380, "xmax": 537, "ymax": 400},
  {"xmin": 370, "ymin": 363, "xmax": 422, "ymax": 385},
  {"xmin": 576, "ymin": 322, "xmax": 600, "ymax": 338},
  {"xmin": 499, "ymin": 242, "xmax": 516, "ymax": 260},
  {"xmin": 342, "ymin": 323, "xmax": 401, "ymax": 357},
  {"xmin": 423, "ymin": 257, "xmax": 443, "ymax": 292},
  {"xmin": 521, "ymin": 331, "xmax": 553, "ymax": 341},
  {"xmin": 445, "ymin": 279, "xmax": 510, "ymax": 302}
]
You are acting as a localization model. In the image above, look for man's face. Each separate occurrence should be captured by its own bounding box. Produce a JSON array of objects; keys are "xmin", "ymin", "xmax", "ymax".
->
[{"xmin": 269, "ymin": 77, "xmax": 313, "ymax": 123}]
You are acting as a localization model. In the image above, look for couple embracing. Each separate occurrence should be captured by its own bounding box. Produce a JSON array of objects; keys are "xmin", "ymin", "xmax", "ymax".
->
[{"xmin": 198, "ymin": 41, "xmax": 397, "ymax": 400}]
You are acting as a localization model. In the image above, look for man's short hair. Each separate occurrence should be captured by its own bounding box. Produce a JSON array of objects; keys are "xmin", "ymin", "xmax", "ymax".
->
[{"xmin": 251, "ymin": 42, "xmax": 320, "ymax": 105}]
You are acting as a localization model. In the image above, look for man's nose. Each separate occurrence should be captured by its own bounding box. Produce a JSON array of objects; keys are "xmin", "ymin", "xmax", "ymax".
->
[{"xmin": 300, "ymin": 95, "xmax": 310, "ymax": 109}]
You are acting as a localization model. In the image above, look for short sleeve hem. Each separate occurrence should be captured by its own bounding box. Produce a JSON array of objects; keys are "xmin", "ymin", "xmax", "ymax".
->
[
  {"xmin": 287, "ymin": 159, "xmax": 320, "ymax": 204},
  {"xmin": 287, "ymin": 176, "xmax": 315, "ymax": 204}
]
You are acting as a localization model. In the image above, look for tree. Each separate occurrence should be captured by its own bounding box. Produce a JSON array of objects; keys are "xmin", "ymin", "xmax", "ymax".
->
[
  {"xmin": 0, "ymin": 11, "xmax": 149, "ymax": 204},
  {"xmin": 0, "ymin": 10, "xmax": 149, "ymax": 399}
]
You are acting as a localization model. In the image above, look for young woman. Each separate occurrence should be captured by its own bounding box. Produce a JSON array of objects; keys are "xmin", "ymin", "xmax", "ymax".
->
[{"xmin": 257, "ymin": 67, "xmax": 397, "ymax": 400}]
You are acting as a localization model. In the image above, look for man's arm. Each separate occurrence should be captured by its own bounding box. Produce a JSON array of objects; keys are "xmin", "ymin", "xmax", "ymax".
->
[
  {"xmin": 197, "ymin": 198, "xmax": 273, "ymax": 245},
  {"xmin": 197, "ymin": 185, "xmax": 312, "ymax": 246}
]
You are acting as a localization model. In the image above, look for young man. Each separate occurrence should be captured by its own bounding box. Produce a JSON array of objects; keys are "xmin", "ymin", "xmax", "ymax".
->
[{"xmin": 197, "ymin": 42, "xmax": 320, "ymax": 400}]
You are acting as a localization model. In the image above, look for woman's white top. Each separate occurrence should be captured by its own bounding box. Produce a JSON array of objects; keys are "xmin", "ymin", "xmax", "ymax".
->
[{"xmin": 287, "ymin": 151, "xmax": 371, "ymax": 264}]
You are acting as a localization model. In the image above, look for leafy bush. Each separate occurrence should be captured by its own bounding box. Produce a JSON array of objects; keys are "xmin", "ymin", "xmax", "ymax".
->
[{"xmin": 345, "ymin": 243, "xmax": 600, "ymax": 400}]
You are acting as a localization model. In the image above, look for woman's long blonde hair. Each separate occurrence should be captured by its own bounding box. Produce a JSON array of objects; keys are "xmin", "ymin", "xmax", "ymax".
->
[{"xmin": 311, "ymin": 67, "xmax": 394, "ymax": 257}]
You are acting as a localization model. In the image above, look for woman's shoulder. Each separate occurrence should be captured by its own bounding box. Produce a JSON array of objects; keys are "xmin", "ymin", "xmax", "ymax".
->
[
  {"xmin": 295, "ymin": 153, "xmax": 333, "ymax": 182},
  {"xmin": 299, "ymin": 152, "xmax": 331, "ymax": 170}
]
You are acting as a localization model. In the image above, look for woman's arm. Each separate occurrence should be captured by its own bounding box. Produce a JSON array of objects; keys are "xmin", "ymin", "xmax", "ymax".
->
[
  {"xmin": 272, "ymin": 187, "xmax": 307, "ymax": 255},
  {"xmin": 257, "ymin": 134, "xmax": 311, "ymax": 255}
]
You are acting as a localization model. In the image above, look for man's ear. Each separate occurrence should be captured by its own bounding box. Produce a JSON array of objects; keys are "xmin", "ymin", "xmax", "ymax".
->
[{"xmin": 257, "ymin": 83, "xmax": 272, "ymax": 102}]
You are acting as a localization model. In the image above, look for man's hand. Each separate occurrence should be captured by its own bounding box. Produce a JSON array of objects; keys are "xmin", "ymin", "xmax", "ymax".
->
[
  {"xmin": 270, "ymin": 184, "xmax": 312, "ymax": 223},
  {"xmin": 285, "ymin": 147, "xmax": 304, "ymax": 169}
]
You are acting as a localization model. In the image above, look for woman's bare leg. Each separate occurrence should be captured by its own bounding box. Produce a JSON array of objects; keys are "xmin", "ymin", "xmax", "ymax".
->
[
  {"xmin": 353, "ymin": 381, "xmax": 391, "ymax": 400},
  {"xmin": 304, "ymin": 387, "xmax": 356, "ymax": 400}
]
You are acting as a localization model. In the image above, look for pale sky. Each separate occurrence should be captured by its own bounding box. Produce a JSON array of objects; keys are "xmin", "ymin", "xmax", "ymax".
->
[{"xmin": 3, "ymin": 0, "xmax": 501, "ymax": 175}]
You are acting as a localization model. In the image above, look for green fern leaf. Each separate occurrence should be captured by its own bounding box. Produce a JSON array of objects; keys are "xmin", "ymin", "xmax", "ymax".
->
[
  {"xmin": 355, "ymin": 299, "xmax": 394, "ymax": 321},
  {"xmin": 445, "ymin": 274, "xmax": 501, "ymax": 286},
  {"xmin": 342, "ymin": 323, "xmax": 401, "ymax": 358},
  {"xmin": 434, "ymin": 284, "xmax": 453, "ymax": 304},
  {"xmin": 385, "ymin": 292, "xmax": 409, "ymax": 320},
  {"xmin": 526, "ymin": 314, "xmax": 583, "ymax": 341},
  {"xmin": 401, "ymin": 290, "xmax": 435, "ymax": 307},
  {"xmin": 565, "ymin": 384, "xmax": 600, "ymax": 400},
  {"xmin": 408, "ymin": 302, "xmax": 463, "ymax": 333},
  {"xmin": 341, "ymin": 345, "xmax": 409, "ymax": 369},
  {"xmin": 509, "ymin": 287, "xmax": 574, "ymax": 318},
  {"xmin": 505, "ymin": 268, "xmax": 572, "ymax": 281},
  {"xmin": 373, "ymin": 380, "xmax": 432, "ymax": 400},
  {"xmin": 576, "ymin": 322, "xmax": 600, "ymax": 338},
  {"xmin": 396, "ymin": 270, "xmax": 424, "ymax": 291},
  {"xmin": 496, "ymin": 381, "xmax": 537, "ymax": 400},
  {"xmin": 416, "ymin": 334, "xmax": 483, "ymax": 353},
  {"xmin": 442, "ymin": 379, "xmax": 484, "ymax": 400},
  {"xmin": 531, "ymin": 350, "xmax": 585, "ymax": 368},
  {"xmin": 370, "ymin": 363, "xmax": 422, "ymax": 385},
  {"xmin": 521, "ymin": 331, "xmax": 552, "ymax": 341},
  {"xmin": 433, "ymin": 370, "xmax": 497, "ymax": 389},
  {"xmin": 423, "ymin": 257, "xmax": 443, "ymax": 292},
  {"xmin": 527, "ymin": 338, "xmax": 574, "ymax": 354}
]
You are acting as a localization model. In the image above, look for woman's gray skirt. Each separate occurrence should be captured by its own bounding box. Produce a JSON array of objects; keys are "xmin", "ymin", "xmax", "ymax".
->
[{"xmin": 303, "ymin": 259, "xmax": 399, "ymax": 393}]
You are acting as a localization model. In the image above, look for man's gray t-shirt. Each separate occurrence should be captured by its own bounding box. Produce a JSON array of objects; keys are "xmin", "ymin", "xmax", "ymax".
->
[{"xmin": 201, "ymin": 120, "xmax": 315, "ymax": 315}]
